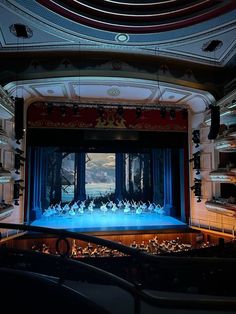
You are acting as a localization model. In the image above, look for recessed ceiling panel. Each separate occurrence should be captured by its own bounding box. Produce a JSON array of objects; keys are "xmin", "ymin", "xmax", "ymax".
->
[
  {"xmin": 30, "ymin": 84, "xmax": 68, "ymax": 97},
  {"xmin": 71, "ymin": 83, "xmax": 155, "ymax": 101},
  {"xmin": 161, "ymin": 88, "xmax": 190, "ymax": 103}
]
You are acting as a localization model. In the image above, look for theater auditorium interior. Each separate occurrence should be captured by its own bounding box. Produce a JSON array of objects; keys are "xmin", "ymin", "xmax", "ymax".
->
[{"xmin": 0, "ymin": 1, "xmax": 236, "ymax": 313}]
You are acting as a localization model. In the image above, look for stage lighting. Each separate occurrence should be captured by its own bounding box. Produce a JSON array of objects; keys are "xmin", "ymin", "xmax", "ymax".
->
[
  {"xmin": 117, "ymin": 106, "xmax": 124, "ymax": 117},
  {"xmin": 72, "ymin": 104, "xmax": 79, "ymax": 115},
  {"xmin": 136, "ymin": 107, "xmax": 142, "ymax": 118},
  {"xmin": 160, "ymin": 107, "xmax": 166, "ymax": 118},
  {"xmin": 169, "ymin": 108, "xmax": 176, "ymax": 120},
  {"xmin": 192, "ymin": 130, "xmax": 200, "ymax": 148},
  {"xmin": 13, "ymin": 182, "xmax": 20, "ymax": 201},
  {"xmin": 189, "ymin": 151, "xmax": 201, "ymax": 175},
  {"xmin": 208, "ymin": 105, "xmax": 220, "ymax": 140},
  {"xmin": 15, "ymin": 148, "xmax": 24, "ymax": 155},
  {"xmin": 14, "ymin": 153, "xmax": 25, "ymax": 174},
  {"xmin": 190, "ymin": 178, "xmax": 202, "ymax": 201},
  {"xmin": 47, "ymin": 102, "xmax": 53, "ymax": 115},
  {"xmin": 14, "ymin": 97, "xmax": 24, "ymax": 144},
  {"xmin": 60, "ymin": 104, "xmax": 67, "ymax": 117},
  {"xmin": 98, "ymin": 106, "xmax": 105, "ymax": 117}
]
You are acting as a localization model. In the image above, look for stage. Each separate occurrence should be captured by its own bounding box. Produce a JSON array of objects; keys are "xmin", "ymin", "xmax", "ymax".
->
[{"xmin": 31, "ymin": 211, "xmax": 187, "ymax": 233}]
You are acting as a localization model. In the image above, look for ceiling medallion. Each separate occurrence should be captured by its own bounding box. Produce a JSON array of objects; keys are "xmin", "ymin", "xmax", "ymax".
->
[
  {"xmin": 107, "ymin": 87, "xmax": 120, "ymax": 97},
  {"xmin": 115, "ymin": 33, "xmax": 129, "ymax": 43}
]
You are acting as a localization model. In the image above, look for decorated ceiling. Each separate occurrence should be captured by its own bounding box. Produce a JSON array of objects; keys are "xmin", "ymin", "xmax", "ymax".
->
[{"xmin": 0, "ymin": 0, "xmax": 235, "ymax": 112}]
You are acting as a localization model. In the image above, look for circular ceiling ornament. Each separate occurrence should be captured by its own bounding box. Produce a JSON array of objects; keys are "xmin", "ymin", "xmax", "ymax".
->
[
  {"xmin": 107, "ymin": 87, "xmax": 121, "ymax": 97},
  {"xmin": 115, "ymin": 33, "xmax": 129, "ymax": 43}
]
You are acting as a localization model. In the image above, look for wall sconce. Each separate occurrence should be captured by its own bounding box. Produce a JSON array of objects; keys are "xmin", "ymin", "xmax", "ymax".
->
[
  {"xmin": 189, "ymin": 151, "xmax": 201, "ymax": 175},
  {"xmin": 190, "ymin": 178, "xmax": 202, "ymax": 202},
  {"xmin": 192, "ymin": 130, "xmax": 200, "ymax": 147}
]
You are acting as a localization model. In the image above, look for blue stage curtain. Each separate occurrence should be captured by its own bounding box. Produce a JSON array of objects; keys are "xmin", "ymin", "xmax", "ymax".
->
[
  {"xmin": 152, "ymin": 149, "xmax": 163, "ymax": 205},
  {"xmin": 163, "ymin": 148, "xmax": 173, "ymax": 215},
  {"xmin": 77, "ymin": 152, "xmax": 86, "ymax": 201},
  {"xmin": 29, "ymin": 147, "xmax": 44, "ymax": 220},
  {"xmin": 115, "ymin": 152, "xmax": 124, "ymax": 201}
]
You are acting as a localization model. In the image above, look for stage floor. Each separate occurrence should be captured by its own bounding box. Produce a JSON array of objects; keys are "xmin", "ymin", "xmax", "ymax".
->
[{"xmin": 31, "ymin": 212, "xmax": 187, "ymax": 233}]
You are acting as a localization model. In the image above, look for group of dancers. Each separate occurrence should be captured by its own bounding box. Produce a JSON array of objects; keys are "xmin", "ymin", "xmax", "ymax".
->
[{"xmin": 42, "ymin": 199, "xmax": 165, "ymax": 218}]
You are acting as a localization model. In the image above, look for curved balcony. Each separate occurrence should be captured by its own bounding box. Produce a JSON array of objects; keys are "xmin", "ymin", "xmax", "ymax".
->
[
  {"xmin": 0, "ymin": 203, "xmax": 14, "ymax": 221},
  {"xmin": 214, "ymin": 136, "xmax": 236, "ymax": 152},
  {"xmin": 205, "ymin": 198, "xmax": 236, "ymax": 217},
  {"xmin": 209, "ymin": 167, "xmax": 236, "ymax": 184},
  {"xmin": 0, "ymin": 86, "xmax": 14, "ymax": 119}
]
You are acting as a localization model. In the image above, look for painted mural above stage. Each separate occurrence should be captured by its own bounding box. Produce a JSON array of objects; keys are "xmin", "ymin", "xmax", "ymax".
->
[{"xmin": 27, "ymin": 102, "xmax": 188, "ymax": 132}]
